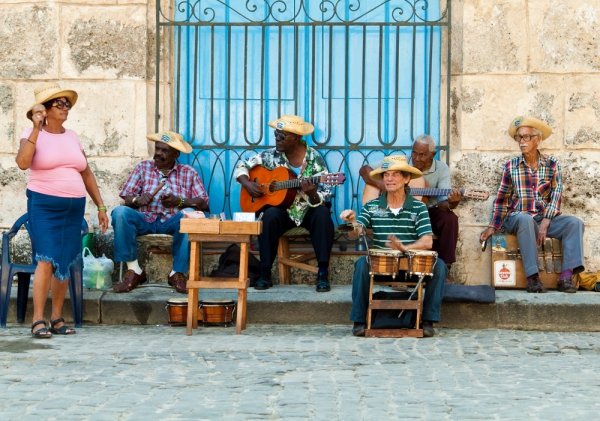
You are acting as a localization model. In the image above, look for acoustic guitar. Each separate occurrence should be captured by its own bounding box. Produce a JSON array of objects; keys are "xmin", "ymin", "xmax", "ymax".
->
[
  {"xmin": 240, "ymin": 166, "xmax": 346, "ymax": 213},
  {"xmin": 362, "ymin": 182, "xmax": 489, "ymax": 205}
]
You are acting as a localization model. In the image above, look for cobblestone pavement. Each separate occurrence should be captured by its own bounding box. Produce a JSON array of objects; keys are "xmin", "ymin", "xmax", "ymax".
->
[{"xmin": 1, "ymin": 325, "xmax": 600, "ymax": 420}]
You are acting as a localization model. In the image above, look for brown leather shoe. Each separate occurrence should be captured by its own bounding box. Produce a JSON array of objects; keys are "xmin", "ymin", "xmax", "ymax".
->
[
  {"xmin": 526, "ymin": 275, "xmax": 547, "ymax": 293},
  {"xmin": 557, "ymin": 277, "xmax": 577, "ymax": 293},
  {"xmin": 168, "ymin": 272, "xmax": 188, "ymax": 294},
  {"xmin": 113, "ymin": 270, "xmax": 147, "ymax": 293}
]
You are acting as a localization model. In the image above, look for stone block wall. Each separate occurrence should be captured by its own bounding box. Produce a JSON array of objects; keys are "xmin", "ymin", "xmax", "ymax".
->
[
  {"xmin": 448, "ymin": 0, "xmax": 600, "ymax": 283},
  {"xmin": 1, "ymin": 0, "xmax": 598, "ymax": 286}
]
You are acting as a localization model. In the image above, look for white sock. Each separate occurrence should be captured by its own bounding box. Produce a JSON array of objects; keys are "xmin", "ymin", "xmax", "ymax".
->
[
  {"xmin": 127, "ymin": 260, "xmax": 143, "ymax": 275},
  {"xmin": 169, "ymin": 270, "xmax": 176, "ymax": 277}
]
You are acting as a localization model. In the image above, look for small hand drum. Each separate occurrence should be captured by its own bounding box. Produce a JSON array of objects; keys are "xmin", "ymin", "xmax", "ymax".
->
[
  {"xmin": 368, "ymin": 250, "xmax": 404, "ymax": 278},
  {"xmin": 199, "ymin": 300, "xmax": 236, "ymax": 327},
  {"xmin": 405, "ymin": 250, "xmax": 438, "ymax": 277}
]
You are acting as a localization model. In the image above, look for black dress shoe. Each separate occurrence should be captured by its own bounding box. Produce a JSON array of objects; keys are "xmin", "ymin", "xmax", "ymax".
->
[
  {"xmin": 422, "ymin": 321, "xmax": 435, "ymax": 338},
  {"xmin": 254, "ymin": 278, "xmax": 273, "ymax": 290},
  {"xmin": 352, "ymin": 322, "xmax": 365, "ymax": 337},
  {"xmin": 316, "ymin": 273, "xmax": 330, "ymax": 292}
]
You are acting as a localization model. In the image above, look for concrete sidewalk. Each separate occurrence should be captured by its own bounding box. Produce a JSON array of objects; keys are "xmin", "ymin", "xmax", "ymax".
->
[{"xmin": 5, "ymin": 284, "xmax": 600, "ymax": 332}]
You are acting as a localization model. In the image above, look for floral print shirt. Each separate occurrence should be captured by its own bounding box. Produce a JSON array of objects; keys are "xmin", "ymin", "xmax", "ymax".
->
[{"xmin": 234, "ymin": 143, "xmax": 331, "ymax": 225}]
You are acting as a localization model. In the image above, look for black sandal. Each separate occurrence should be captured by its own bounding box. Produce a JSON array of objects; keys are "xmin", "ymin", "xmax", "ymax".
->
[
  {"xmin": 49, "ymin": 318, "xmax": 76, "ymax": 335},
  {"xmin": 31, "ymin": 320, "xmax": 52, "ymax": 339}
]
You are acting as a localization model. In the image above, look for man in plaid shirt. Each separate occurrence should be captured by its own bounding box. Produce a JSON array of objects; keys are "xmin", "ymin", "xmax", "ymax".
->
[
  {"xmin": 111, "ymin": 131, "xmax": 209, "ymax": 293},
  {"xmin": 480, "ymin": 116, "xmax": 584, "ymax": 293}
]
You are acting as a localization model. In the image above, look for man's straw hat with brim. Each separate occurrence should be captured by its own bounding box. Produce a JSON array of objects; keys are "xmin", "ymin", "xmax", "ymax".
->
[
  {"xmin": 147, "ymin": 131, "xmax": 193, "ymax": 154},
  {"xmin": 508, "ymin": 116, "xmax": 553, "ymax": 140},
  {"xmin": 268, "ymin": 115, "xmax": 314, "ymax": 136},
  {"xmin": 370, "ymin": 155, "xmax": 423, "ymax": 180},
  {"xmin": 26, "ymin": 82, "xmax": 78, "ymax": 120}
]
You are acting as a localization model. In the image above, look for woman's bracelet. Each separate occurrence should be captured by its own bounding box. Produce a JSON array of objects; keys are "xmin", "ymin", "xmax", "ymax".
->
[
  {"xmin": 98, "ymin": 205, "xmax": 108, "ymax": 212},
  {"xmin": 27, "ymin": 139, "xmax": 36, "ymax": 145},
  {"xmin": 178, "ymin": 197, "xmax": 185, "ymax": 208}
]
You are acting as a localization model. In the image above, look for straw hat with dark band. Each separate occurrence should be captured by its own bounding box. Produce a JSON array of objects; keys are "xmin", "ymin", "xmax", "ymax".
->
[
  {"xmin": 508, "ymin": 116, "xmax": 553, "ymax": 140},
  {"xmin": 268, "ymin": 115, "xmax": 314, "ymax": 136},
  {"xmin": 26, "ymin": 83, "xmax": 78, "ymax": 120},
  {"xmin": 146, "ymin": 131, "xmax": 193, "ymax": 154},
  {"xmin": 370, "ymin": 155, "xmax": 423, "ymax": 180}
]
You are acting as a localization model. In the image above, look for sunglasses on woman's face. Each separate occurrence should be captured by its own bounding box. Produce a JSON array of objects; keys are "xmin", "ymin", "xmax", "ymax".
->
[{"xmin": 51, "ymin": 99, "xmax": 72, "ymax": 110}]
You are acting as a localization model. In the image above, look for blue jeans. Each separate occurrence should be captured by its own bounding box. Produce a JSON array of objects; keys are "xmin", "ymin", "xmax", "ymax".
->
[
  {"xmin": 350, "ymin": 255, "xmax": 447, "ymax": 323},
  {"xmin": 502, "ymin": 213, "xmax": 585, "ymax": 277},
  {"xmin": 111, "ymin": 206, "xmax": 191, "ymax": 273}
]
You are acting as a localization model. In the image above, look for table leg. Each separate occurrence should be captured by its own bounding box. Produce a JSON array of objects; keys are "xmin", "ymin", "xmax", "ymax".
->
[{"xmin": 187, "ymin": 241, "xmax": 201, "ymax": 336}]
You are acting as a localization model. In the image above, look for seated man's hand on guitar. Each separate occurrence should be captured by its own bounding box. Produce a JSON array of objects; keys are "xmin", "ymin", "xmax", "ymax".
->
[
  {"xmin": 300, "ymin": 178, "xmax": 317, "ymax": 195},
  {"xmin": 242, "ymin": 180, "xmax": 265, "ymax": 198},
  {"xmin": 448, "ymin": 189, "xmax": 461, "ymax": 209}
]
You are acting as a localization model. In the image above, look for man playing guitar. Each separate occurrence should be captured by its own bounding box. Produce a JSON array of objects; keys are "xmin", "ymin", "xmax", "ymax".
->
[
  {"xmin": 360, "ymin": 135, "xmax": 461, "ymax": 276},
  {"xmin": 234, "ymin": 115, "xmax": 335, "ymax": 292}
]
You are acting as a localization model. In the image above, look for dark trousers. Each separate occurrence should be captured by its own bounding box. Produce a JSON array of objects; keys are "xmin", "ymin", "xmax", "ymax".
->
[
  {"xmin": 258, "ymin": 205, "xmax": 334, "ymax": 276},
  {"xmin": 428, "ymin": 206, "xmax": 459, "ymax": 265}
]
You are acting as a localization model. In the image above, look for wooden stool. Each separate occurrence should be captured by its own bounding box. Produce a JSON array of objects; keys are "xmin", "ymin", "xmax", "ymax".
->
[
  {"xmin": 276, "ymin": 227, "xmax": 318, "ymax": 284},
  {"xmin": 364, "ymin": 250, "xmax": 437, "ymax": 338},
  {"xmin": 180, "ymin": 219, "xmax": 262, "ymax": 335}
]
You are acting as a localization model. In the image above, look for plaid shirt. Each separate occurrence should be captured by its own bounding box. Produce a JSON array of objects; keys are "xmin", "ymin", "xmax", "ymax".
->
[
  {"xmin": 233, "ymin": 143, "xmax": 331, "ymax": 226},
  {"xmin": 489, "ymin": 153, "xmax": 562, "ymax": 230},
  {"xmin": 119, "ymin": 160, "xmax": 208, "ymax": 223}
]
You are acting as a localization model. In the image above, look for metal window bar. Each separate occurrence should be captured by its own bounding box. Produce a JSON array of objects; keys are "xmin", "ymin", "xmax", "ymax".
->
[{"xmin": 156, "ymin": 0, "xmax": 451, "ymax": 221}]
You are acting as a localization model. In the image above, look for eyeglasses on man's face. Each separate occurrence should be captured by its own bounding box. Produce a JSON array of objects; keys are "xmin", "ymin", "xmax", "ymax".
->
[
  {"xmin": 51, "ymin": 99, "xmax": 72, "ymax": 110},
  {"xmin": 514, "ymin": 134, "xmax": 539, "ymax": 142}
]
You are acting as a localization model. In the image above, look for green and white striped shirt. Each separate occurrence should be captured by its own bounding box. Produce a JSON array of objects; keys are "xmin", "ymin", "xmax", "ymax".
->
[{"xmin": 357, "ymin": 193, "xmax": 433, "ymax": 249}]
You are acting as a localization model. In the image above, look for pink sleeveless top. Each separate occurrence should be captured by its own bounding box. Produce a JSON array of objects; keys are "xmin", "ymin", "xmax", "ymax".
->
[{"xmin": 22, "ymin": 128, "xmax": 87, "ymax": 198}]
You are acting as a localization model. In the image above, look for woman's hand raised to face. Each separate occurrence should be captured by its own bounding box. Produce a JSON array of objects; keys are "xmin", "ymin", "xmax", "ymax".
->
[{"xmin": 31, "ymin": 104, "xmax": 46, "ymax": 130}]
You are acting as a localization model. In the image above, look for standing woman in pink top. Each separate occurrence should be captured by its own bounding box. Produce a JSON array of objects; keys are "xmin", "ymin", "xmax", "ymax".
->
[{"xmin": 15, "ymin": 83, "xmax": 109, "ymax": 338}]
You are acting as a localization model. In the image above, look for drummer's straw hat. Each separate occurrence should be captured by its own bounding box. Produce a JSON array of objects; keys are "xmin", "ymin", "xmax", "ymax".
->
[
  {"xmin": 268, "ymin": 115, "xmax": 314, "ymax": 136},
  {"xmin": 146, "ymin": 131, "xmax": 193, "ymax": 154},
  {"xmin": 370, "ymin": 155, "xmax": 423, "ymax": 180},
  {"xmin": 26, "ymin": 82, "xmax": 78, "ymax": 120}
]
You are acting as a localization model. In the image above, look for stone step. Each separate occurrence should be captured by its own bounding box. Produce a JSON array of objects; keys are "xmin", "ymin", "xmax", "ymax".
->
[{"xmin": 5, "ymin": 286, "xmax": 600, "ymax": 332}]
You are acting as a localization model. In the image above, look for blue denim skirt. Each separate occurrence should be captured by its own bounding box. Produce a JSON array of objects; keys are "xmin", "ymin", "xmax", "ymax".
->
[{"xmin": 26, "ymin": 189, "xmax": 85, "ymax": 281}]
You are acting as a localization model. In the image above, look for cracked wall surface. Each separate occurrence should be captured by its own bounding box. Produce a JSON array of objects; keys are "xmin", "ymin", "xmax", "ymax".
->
[{"xmin": 0, "ymin": 0, "xmax": 599, "ymax": 286}]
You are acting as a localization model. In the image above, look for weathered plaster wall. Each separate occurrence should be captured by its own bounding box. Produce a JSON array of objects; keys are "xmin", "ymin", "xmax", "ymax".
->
[
  {"xmin": 450, "ymin": 0, "xmax": 600, "ymax": 284},
  {"xmin": 0, "ymin": 0, "xmax": 158, "ymax": 228},
  {"xmin": 0, "ymin": 0, "xmax": 598, "ymax": 285}
]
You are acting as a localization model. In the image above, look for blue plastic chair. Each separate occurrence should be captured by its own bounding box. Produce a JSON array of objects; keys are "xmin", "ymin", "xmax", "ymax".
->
[{"xmin": 0, "ymin": 213, "xmax": 87, "ymax": 328}]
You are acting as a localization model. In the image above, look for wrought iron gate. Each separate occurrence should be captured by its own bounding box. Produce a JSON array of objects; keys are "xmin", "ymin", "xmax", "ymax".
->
[{"xmin": 156, "ymin": 0, "xmax": 451, "ymax": 220}]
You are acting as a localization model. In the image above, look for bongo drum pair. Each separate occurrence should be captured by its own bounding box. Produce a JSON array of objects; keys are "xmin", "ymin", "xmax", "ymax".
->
[
  {"xmin": 165, "ymin": 298, "xmax": 236, "ymax": 326},
  {"xmin": 368, "ymin": 249, "xmax": 437, "ymax": 278}
]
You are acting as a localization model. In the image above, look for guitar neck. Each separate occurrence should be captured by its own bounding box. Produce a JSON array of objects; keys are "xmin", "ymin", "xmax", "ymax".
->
[
  {"xmin": 410, "ymin": 188, "xmax": 461, "ymax": 197},
  {"xmin": 272, "ymin": 175, "xmax": 322, "ymax": 192}
]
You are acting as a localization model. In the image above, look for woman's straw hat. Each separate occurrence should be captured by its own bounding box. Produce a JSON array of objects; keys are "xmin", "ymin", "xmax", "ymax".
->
[
  {"xmin": 26, "ymin": 82, "xmax": 78, "ymax": 120},
  {"xmin": 146, "ymin": 131, "xmax": 193, "ymax": 154},
  {"xmin": 268, "ymin": 115, "xmax": 314, "ymax": 136},
  {"xmin": 370, "ymin": 155, "xmax": 423, "ymax": 180},
  {"xmin": 508, "ymin": 116, "xmax": 553, "ymax": 140}
]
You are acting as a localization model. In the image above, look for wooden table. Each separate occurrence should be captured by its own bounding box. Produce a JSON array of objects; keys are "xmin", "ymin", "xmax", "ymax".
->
[{"xmin": 180, "ymin": 219, "xmax": 262, "ymax": 335}]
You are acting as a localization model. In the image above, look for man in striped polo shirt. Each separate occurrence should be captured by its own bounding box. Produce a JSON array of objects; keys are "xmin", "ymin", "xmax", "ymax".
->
[{"xmin": 341, "ymin": 155, "xmax": 447, "ymax": 337}]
